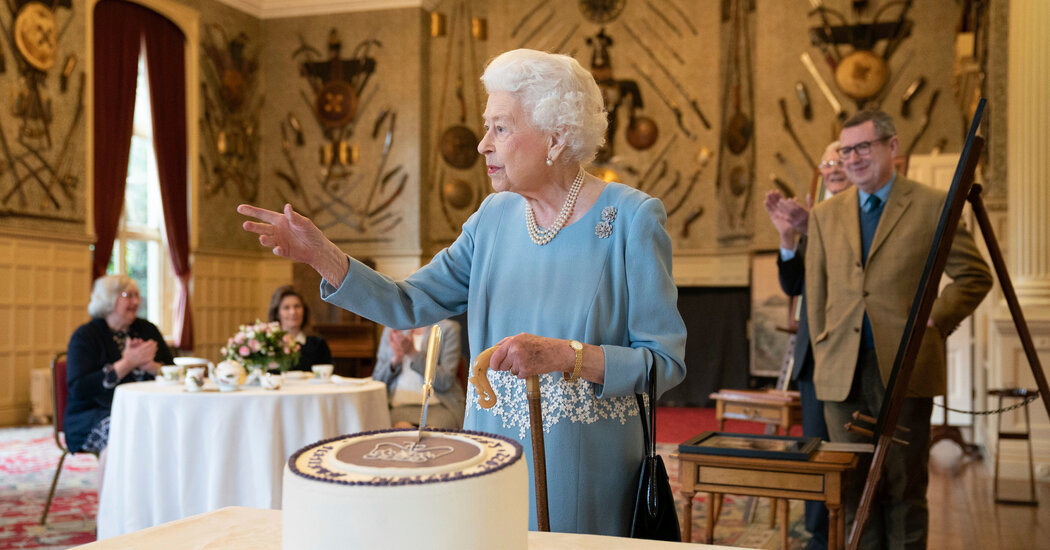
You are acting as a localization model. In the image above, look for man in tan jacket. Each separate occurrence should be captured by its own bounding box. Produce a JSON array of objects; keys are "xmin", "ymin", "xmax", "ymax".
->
[{"xmin": 805, "ymin": 110, "xmax": 992, "ymax": 549}]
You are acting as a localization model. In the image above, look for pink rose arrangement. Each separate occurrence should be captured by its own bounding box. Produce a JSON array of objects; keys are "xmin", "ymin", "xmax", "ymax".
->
[{"xmin": 221, "ymin": 320, "xmax": 301, "ymax": 372}]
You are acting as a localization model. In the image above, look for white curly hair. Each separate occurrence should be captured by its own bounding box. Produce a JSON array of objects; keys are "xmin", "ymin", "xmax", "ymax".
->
[
  {"xmin": 88, "ymin": 274, "xmax": 137, "ymax": 319},
  {"xmin": 481, "ymin": 49, "xmax": 608, "ymax": 165}
]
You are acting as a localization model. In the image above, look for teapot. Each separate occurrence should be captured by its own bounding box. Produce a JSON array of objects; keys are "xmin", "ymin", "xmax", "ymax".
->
[{"xmin": 214, "ymin": 359, "xmax": 247, "ymax": 392}]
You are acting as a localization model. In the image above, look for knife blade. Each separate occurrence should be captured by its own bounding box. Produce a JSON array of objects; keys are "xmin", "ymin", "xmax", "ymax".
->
[
  {"xmin": 795, "ymin": 82, "xmax": 813, "ymax": 121},
  {"xmin": 415, "ymin": 324, "xmax": 443, "ymax": 445},
  {"xmin": 800, "ymin": 52, "xmax": 845, "ymax": 120},
  {"xmin": 900, "ymin": 76, "xmax": 926, "ymax": 118}
]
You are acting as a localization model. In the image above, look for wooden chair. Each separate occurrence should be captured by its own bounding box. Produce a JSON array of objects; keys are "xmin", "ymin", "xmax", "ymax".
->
[{"xmin": 40, "ymin": 351, "xmax": 98, "ymax": 525}]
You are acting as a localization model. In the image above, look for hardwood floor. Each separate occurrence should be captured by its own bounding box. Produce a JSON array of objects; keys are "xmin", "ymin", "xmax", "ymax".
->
[{"xmin": 926, "ymin": 440, "xmax": 1049, "ymax": 549}]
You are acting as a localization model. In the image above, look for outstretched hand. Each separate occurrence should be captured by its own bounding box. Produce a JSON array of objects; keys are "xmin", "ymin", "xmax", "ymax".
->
[{"xmin": 237, "ymin": 203, "xmax": 350, "ymax": 286}]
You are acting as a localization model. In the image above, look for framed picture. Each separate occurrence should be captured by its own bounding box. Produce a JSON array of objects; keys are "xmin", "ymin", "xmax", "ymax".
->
[
  {"xmin": 678, "ymin": 431, "xmax": 820, "ymax": 461},
  {"xmin": 749, "ymin": 251, "xmax": 793, "ymax": 378}
]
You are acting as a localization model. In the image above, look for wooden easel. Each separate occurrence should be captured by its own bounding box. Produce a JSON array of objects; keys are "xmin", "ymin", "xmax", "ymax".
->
[{"xmin": 847, "ymin": 100, "xmax": 1050, "ymax": 550}]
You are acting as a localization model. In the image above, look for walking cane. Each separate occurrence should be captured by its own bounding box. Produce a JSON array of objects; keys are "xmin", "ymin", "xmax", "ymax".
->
[{"xmin": 470, "ymin": 346, "xmax": 551, "ymax": 531}]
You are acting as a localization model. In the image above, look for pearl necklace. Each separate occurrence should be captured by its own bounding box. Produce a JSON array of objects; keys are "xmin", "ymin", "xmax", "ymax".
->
[{"xmin": 525, "ymin": 168, "xmax": 585, "ymax": 246}]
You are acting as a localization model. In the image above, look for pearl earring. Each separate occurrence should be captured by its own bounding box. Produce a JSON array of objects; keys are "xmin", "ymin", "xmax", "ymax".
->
[{"xmin": 545, "ymin": 156, "xmax": 553, "ymax": 166}]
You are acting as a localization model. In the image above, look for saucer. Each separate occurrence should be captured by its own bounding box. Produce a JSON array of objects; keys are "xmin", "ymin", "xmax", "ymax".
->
[
  {"xmin": 331, "ymin": 375, "xmax": 369, "ymax": 386},
  {"xmin": 156, "ymin": 378, "xmax": 183, "ymax": 386},
  {"xmin": 308, "ymin": 378, "xmax": 332, "ymax": 385}
]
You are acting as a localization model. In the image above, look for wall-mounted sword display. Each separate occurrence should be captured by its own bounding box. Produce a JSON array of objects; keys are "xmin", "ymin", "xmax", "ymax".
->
[
  {"xmin": 511, "ymin": 0, "xmax": 551, "ymax": 39},
  {"xmin": 517, "ymin": 8, "xmax": 555, "ymax": 48},
  {"xmin": 904, "ymin": 89, "xmax": 939, "ymax": 158},
  {"xmin": 795, "ymin": 82, "xmax": 813, "ymax": 121},
  {"xmin": 800, "ymin": 52, "xmax": 845, "ymax": 120},
  {"xmin": 636, "ymin": 134, "xmax": 678, "ymax": 192},
  {"xmin": 622, "ymin": 23, "xmax": 711, "ymax": 130},
  {"xmin": 643, "ymin": 0, "xmax": 683, "ymax": 39},
  {"xmin": 639, "ymin": 17, "xmax": 685, "ymax": 65},
  {"xmin": 629, "ymin": 60, "xmax": 693, "ymax": 140},
  {"xmin": 661, "ymin": 0, "xmax": 698, "ymax": 36},
  {"xmin": 778, "ymin": 98, "xmax": 817, "ymax": 172},
  {"xmin": 899, "ymin": 76, "xmax": 926, "ymax": 118},
  {"xmin": 666, "ymin": 147, "xmax": 710, "ymax": 218}
]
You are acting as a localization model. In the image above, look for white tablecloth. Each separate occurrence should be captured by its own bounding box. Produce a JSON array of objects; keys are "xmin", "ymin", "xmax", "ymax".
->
[
  {"xmin": 78, "ymin": 507, "xmax": 738, "ymax": 549},
  {"xmin": 96, "ymin": 378, "xmax": 391, "ymax": 539}
]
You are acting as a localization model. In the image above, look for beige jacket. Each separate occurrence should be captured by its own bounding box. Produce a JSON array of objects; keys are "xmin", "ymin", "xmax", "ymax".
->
[{"xmin": 805, "ymin": 176, "xmax": 992, "ymax": 401}]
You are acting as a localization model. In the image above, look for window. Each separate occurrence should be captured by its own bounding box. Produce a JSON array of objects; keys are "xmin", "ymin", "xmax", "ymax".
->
[{"xmin": 107, "ymin": 48, "xmax": 175, "ymax": 335}]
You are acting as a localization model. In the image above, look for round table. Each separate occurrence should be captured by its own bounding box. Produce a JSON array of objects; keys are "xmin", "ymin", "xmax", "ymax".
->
[{"xmin": 96, "ymin": 377, "xmax": 391, "ymax": 539}]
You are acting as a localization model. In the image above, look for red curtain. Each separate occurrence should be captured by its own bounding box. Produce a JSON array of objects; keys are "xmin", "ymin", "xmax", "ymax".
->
[
  {"xmin": 93, "ymin": 1, "xmax": 193, "ymax": 350},
  {"xmin": 91, "ymin": 0, "xmax": 143, "ymax": 281},
  {"xmin": 144, "ymin": 17, "xmax": 193, "ymax": 351}
]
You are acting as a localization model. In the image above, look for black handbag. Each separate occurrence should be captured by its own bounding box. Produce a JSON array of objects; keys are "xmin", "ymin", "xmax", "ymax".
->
[{"xmin": 629, "ymin": 372, "xmax": 682, "ymax": 541}]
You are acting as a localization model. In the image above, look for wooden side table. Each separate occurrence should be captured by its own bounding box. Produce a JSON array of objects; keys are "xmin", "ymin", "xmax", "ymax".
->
[
  {"xmin": 676, "ymin": 449, "xmax": 858, "ymax": 549},
  {"xmin": 708, "ymin": 389, "xmax": 802, "ymax": 435}
]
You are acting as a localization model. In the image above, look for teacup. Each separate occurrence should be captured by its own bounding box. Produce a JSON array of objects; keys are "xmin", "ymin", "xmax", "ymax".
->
[
  {"xmin": 160, "ymin": 365, "xmax": 183, "ymax": 383},
  {"xmin": 185, "ymin": 366, "xmax": 206, "ymax": 392},
  {"xmin": 174, "ymin": 357, "xmax": 214, "ymax": 379},
  {"xmin": 260, "ymin": 372, "xmax": 284, "ymax": 390},
  {"xmin": 311, "ymin": 364, "xmax": 334, "ymax": 383}
]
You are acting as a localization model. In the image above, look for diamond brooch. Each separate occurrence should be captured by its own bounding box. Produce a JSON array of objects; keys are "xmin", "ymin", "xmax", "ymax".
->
[{"xmin": 595, "ymin": 206, "xmax": 617, "ymax": 239}]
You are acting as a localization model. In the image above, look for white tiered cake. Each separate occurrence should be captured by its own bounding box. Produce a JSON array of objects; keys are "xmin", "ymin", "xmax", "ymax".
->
[{"xmin": 282, "ymin": 428, "xmax": 527, "ymax": 550}]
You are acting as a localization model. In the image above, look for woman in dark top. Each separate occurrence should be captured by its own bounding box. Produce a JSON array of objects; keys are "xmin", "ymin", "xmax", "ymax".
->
[
  {"xmin": 66, "ymin": 275, "xmax": 174, "ymax": 457},
  {"xmin": 268, "ymin": 286, "xmax": 331, "ymax": 371}
]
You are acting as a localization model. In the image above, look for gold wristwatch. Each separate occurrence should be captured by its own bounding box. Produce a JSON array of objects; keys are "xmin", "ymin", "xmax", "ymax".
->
[{"xmin": 563, "ymin": 339, "xmax": 583, "ymax": 381}]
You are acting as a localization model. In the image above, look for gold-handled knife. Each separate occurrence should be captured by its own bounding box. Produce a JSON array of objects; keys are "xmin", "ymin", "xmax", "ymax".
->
[{"xmin": 415, "ymin": 324, "xmax": 443, "ymax": 445}]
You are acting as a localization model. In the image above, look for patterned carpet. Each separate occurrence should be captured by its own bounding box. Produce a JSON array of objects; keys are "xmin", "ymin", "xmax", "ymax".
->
[
  {"xmin": 0, "ymin": 427, "xmax": 98, "ymax": 549},
  {"xmin": 0, "ymin": 428, "xmax": 809, "ymax": 549}
]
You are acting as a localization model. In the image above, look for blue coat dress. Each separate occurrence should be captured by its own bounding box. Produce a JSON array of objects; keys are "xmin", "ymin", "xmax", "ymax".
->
[{"xmin": 322, "ymin": 183, "xmax": 687, "ymax": 536}]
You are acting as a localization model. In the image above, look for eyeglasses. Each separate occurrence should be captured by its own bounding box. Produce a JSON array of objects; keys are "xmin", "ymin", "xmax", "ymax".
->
[
  {"xmin": 120, "ymin": 290, "xmax": 141, "ymax": 299},
  {"xmin": 819, "ymin": 160, "xmax": 843, "ymax": 169},
  {"xmin": 837, "ymin": 136, "xmax": 892, "ymax": 158}
]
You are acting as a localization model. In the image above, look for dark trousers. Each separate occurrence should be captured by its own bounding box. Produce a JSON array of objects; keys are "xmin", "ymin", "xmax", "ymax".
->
[
  {"xmin": 798, "ymin": 371, "xmax": 830, "ymax": 550},
  {"xmin": 824, "ymin": 349, "xmax": 933, "ymax": 550}
]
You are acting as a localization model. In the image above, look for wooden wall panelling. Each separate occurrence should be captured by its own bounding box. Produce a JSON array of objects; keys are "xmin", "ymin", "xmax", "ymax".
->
[
  {"xmin": 0, "ymin": 233, "xmax": 90, "ymax": 426},
  {"xmin": 191, "ymin": 250, "xmax": 292, "ymax": 361}
]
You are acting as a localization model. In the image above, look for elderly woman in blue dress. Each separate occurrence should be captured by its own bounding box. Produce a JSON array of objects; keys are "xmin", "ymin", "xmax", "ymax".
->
[{"xmin": 238, "ymin": 48, "xmax": 686, "ymax": 536}]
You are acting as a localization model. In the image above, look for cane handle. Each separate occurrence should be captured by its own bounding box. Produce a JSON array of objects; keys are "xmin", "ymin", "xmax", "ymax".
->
[{"xmin": 469, "ymin": 345, "xmax": 499, "ymax": 409}]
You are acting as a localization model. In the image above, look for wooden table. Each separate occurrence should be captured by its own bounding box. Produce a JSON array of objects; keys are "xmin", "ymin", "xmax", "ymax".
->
[
  {"xmin": 708, "ymin": 389, "xmax": 802, "ymax": 435},
  {"xmin": 80, "ymin": 507, "xmax": 741, "ymax": 550},
  {"xmin": 675, "ymin": 449, "xmax": 858, "ymax": 549}
]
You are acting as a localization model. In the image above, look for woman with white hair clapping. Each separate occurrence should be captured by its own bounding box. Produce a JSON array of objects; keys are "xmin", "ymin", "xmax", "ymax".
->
[
  {"xmin": 66, "ymin": 275, "xmax": 173, "ymax": 458},
  {"xmin": 238, "ymin": 49, "xmax": 686, "ymax": 536}
]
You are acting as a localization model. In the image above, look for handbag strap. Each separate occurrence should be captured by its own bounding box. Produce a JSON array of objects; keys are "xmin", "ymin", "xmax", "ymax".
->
[
  {"xmin": 636, "ymin": 370, "xmax": 661, "ymax": 518},
  {"xmin": 636, "ymin": 368, "xmax": 658, "ymax": 459}
]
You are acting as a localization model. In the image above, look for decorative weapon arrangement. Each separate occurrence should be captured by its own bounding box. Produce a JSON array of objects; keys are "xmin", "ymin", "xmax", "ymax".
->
[
  {"xmin": 275, "ymin": 29, "xmax": 404, "ymax": 241},
  {"xmin": 0, "ymin": 0, "xmax": 83, "ymax": 222},
  {"xmin": 200, "ymin": 24, "xmax": 262, "ymax": 202},
  {"xmin": 431, "ymin": 0, "xmax": 488, "ymax": 234},
  {"xmin": 505, "ymin": 0, "xmax": 717, "ymax": 242}
]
